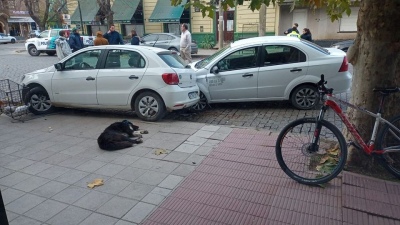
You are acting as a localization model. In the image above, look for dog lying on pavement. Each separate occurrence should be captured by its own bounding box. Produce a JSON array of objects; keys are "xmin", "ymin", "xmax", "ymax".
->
[{"xmin": 97, "ymin": 120, "xmax": 148, "ymax": 151}]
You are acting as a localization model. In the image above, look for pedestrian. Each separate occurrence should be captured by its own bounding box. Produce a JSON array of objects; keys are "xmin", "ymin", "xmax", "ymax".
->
[
  {"xmin": 103, "ymin": 24, "xmax": 124, "ymax": 45},
  {"xmin": 94, "ymin": 31, "xmax": 109, "ymax": 46},
  {"xmin": 68, "ymin": 27, "xmax": 84, "ymax": 52},
  {"xmin": 130, "ymin": 30, "xmax": 140, "ymax": 45},
  {"xmin": 180, "ymin": 23, "xmax": 192, "ymax": 63},
  {"xmin": 55, "ymin": 30, "xmax": 72, "ymax": 60},
  {"xmin": 300, "ymin": 28, "xmax": 313, "ymax": 42},
  {"xmin": 284, "ymin": 23, "xmax": 299, "ymax": 35},
  {"xmin": 287, "ymin": 29, "xmax": 301, "ymax": 39}
]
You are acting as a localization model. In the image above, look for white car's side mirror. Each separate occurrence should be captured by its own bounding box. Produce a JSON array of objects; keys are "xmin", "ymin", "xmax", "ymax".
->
[{"xmin": 211, "ymin": 66, "xmax": 219, "ymax": 74}]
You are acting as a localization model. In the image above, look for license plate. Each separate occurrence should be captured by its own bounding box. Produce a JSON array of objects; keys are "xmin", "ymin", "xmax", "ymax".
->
[{"xmin": 188, "ymin": 92, "xmax": 198, "ymax": 99}]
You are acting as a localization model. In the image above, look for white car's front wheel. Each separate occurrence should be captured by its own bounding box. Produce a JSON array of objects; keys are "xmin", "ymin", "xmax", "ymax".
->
[
  {"xmin": 191, "ymin": 92, "xmax": 208, "ymax": 112},
  {"xmin": 28, "ymin": 46, "xmax": 40, "ymax": 56},
  {"xmin": 134, "ymin": 91, "xmax": 166, "ymax": 121},
  {"xmin": 25, "ymin": 87, "xmax": 56, "ymax": 115}
]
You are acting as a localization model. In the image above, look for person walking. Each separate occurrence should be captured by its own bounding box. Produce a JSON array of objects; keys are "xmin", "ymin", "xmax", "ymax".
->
[
  {"xmin": 55, "ymin": 30, "xmax": 72, "ymax": 60},
  {"xmin": 103, "ymin": 24, "xmax": 124, "ymax": 45},
  {"xmin": 68, "ymin": 27, "xmax": 84, "ymax": 52},
  {"xmin": 287, "ymin": 29, "xmax": 301, "ymax": 38},
  {"xmin": 130, "ymin": 30, "xmax": 140, "ymax": 45},
  {"xmin": 180, "ymin": 23, "xmax": 192, "ymax": 63},
  {"xmin": 284, "ymin": 23, "xmax": 299, "ymax": 35},
  {"xmin": 94, "ymin": 31, "xmax": 109, "ymax": 46},
  {"xmin": 300, "ymin": 28, "xmax": 313, "ymax": 42}
]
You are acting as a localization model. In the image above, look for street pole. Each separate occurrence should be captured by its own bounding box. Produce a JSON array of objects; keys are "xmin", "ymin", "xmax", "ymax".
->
[
  {"xmin": 218, "ymin": 0, "xmax": 223, "ymax": 49},
  {"xmin": 78, "ymin": 0, "xmax": 84, "ymax": 35},
  {"xmin": 0, "ymin": 189, "xmax": 9, "ymax": 225}
]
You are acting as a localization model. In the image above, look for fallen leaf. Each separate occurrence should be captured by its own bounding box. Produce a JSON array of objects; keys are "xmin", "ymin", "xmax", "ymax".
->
[
  {"xmin": 320, "ymin": 155, "xmax": 330, "ymax": 164},
  {"xmin": 155, "ymin": 149, "xmax": 167, "ymax": 155},
  {"xmin": 87, "ymin": 179, "xmax": 104, "ymax": 189}
]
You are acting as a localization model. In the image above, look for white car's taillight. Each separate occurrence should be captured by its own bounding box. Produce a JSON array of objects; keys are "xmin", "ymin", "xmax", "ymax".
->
[
  {"xmin": 162, "ymin": 73, "xmax": 179, "ymax": 85},
  {"xmin": 339, "ymin": 56, "xmax": 349, "ymax": 72}
]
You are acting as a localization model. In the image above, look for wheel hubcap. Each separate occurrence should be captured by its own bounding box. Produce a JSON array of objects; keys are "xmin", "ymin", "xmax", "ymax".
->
[
  {"xmin": 30, "ymin": 94, "xmax": 51, "ymax": 111},
  {"xmin": 295, "ymin": 88, "xmax": 318, "ymax": 108},
  {"xmin": 192, "ymin": 93, "xmax": 207, "ymax": 111},
  {"xmin": 138, "ymin": 96, "xmax": 159, "ymax": 118}
]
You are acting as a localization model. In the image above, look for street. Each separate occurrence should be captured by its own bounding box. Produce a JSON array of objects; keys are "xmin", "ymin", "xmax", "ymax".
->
[{"xmin": 0, "ymin": 43, "xmax": 346, "ymax": 131}]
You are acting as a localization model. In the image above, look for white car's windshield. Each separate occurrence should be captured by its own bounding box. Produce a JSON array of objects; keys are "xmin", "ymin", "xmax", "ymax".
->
[{"xmin": 195, "ymin": 45, "xmax": 230, "ymax": 69}]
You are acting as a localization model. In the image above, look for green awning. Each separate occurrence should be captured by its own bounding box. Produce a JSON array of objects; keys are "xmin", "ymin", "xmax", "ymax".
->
[
  {"xmin": 112, "ymin": 0, "xmax": 140, "ymax": 23},
  {"xmin": 71, "ymin": 0, "xmax": 99, "ymax": 24},
  {"xmin": 148, "ymin": 0, "xmax": 185, "ymax": 23}
]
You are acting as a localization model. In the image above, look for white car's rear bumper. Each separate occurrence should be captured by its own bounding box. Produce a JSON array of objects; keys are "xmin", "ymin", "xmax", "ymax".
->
[
  {"xmin": 158, "ymin": 85, "xmax": 200, "ymax": 111},
  {"xmin": 327, "ymin": 71, "xmax": 352, "ymax": 94}
]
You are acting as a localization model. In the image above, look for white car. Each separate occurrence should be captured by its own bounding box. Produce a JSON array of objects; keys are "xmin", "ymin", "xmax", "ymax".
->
[
  {"xmin": 0, "ymin": 33, "xmax": 16, "ymax": 44},
  {"xmin": 190, "ymin": 36, "xmax": 352, "ymax": 110},
  {"xmin": 21, "ymin": 45, "xmax": 199, "ymax": 121}
]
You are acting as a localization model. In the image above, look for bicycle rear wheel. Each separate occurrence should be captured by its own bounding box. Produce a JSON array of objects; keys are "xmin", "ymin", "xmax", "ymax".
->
[
  {"xmin": 376, "ymin": 115, "xmax": 400, "ymax": 178},
  {"xmin": 276, "ymin": 118, "xmax": 348, "ymax": 185}
]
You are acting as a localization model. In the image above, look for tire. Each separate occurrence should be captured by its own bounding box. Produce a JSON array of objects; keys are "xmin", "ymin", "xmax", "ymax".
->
[
  {"xmin": 191, "ymin": 92, "xmax": 208, "ymax": 112},
  {"xmin": 275, "ymin": 118, "xmax": 347, "ymax": 185},
  {"xmin": 11, "ymin": 39, "xmax": 16, "ymax": 44},
  {"xmin": 46, "ymin": 52, "xmax": 56, "ymax": 56},
  {"xmin": 24, "ymin": 87, "xmax": 55, "ymax": 115},
  {"xmin": 375, "ymin": 115, "xmax": 400, "ymax": 178},
  {"xmin": 290, "ymin": 85, "xmax": 319, "ymax": 110},
  {"xmin": 28, "ymin": 46, "xmax": 40, "ymax": 56},
  {"xmin": 134, "ymin": 91, "xmax": 166, "ymax": 122}
]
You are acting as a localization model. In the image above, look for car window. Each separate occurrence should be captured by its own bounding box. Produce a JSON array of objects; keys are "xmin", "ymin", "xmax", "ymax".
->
[
  {"xmin": 216, "ymin": 47, "xmax": 259, "ymax": 72},
  {"xmin": 195, "ymin": 45, "xmax": 230, "ymax": 69},
  {"xmin": 263, "ymin": 45, "xmax": 306, "ymax": 66},
  {"xmin": 158, "ymin": 52, "xmax": 186, "ymax": 68},
  {"xmin": 64, "ymin": 50, "xmax": 101, "ymax": 70},
  {"xmin": 50, "ymin": 30, "xmax": 58, "ymax": 37},
  {"xmin": 157, "ymin": 34, "xmax": 169, "ymax": 41},
  {"xmin": 143, "ymin": 34, "xmax": 157, "ymax": 42},
  {"xmin": 104, "ymin": 49, "xmax": 146, "ymax": 69},
  {"xmin": 39, "ymin": 30, "xmax": 49, "ymax": 38}
]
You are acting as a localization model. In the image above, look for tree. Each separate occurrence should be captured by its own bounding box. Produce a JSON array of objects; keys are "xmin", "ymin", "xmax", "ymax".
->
[
  {"xmin": 24, "ymin": 0, "xmax": 50, "ymax": 30},
  {"xmin": 97, "ymin": 0, "xmax": 113, "ymax": 26},
  {"xmin": 0, "ymin": 0, "xmax": 10, "ymax": 32},
  {"xmin": 171, "ymin": 0, "xmax": 400, "ymax": 173}
]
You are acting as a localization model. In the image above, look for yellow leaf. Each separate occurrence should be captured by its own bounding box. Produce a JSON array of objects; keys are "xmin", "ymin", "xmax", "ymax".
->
[
  {"xmin": 320, "ymin": 155, "xmax": 330, "ymax": 164},
  {"xmin": 155, "ymin": 149, "xmax": 167, "ymax": 155},
  {"xmin": 87, "ymin": 179, "xmax": 104, "ymax": 189},
  {"xmin": 316, "ymin": 165, "xmax": 322, "ymax": 171}
]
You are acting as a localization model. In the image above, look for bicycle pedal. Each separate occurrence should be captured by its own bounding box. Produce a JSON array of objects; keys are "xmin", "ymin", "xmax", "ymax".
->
[{"xmin": 347, "ymin": 141, "xmax": 362, "ymax": 150}]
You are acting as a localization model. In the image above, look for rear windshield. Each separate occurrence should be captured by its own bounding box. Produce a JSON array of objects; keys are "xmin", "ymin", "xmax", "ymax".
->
[
  {"xmin": 158, "ymin": 53, "xmax": 186, "ymax": 68},
  {"xmin": 301, "ymin": 39, "xmax": 330, "ymax": 55}
]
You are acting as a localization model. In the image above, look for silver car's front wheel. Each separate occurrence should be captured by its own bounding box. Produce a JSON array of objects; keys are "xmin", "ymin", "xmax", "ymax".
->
[
  {"xmin": 191, "ymin": 92, "xmax": 208, "ymax": 112},
  {"xmin": 291, "ymin": 85, "xmax": 319, "ymax": 110},
  {"xmin": 134, "ymin": 91, "xmax": 166, "ymax": 121}
]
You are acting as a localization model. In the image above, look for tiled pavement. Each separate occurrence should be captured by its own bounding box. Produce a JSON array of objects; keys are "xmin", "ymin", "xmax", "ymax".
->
[{"xmin": 1, "ymin": 112, "xmax": 399, "ymax": 225}]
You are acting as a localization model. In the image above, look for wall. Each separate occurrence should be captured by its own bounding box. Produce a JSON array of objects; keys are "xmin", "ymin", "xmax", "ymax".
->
[
  {"xmin": 236, "ymin": 2, "xmax": 276, "ymax": 37},
  {"xmin": 190, "ymin": 4, "xmax": 214, "ymax": 46},
  {"xmin": 143, "ymin": 0, "xmax": 162, "ymax": 34}
]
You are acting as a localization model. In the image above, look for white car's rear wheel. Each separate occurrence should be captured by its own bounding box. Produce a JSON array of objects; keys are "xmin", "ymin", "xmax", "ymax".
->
[
  {"xmin": 11, "ymin": 39, "xmax": 16, "ymax": 44},
  {"xmin": 28, "ymin": 46, "xmax": 40, "ymax": 56},
  {"xmin": 290, "ymin": 85, "xmax": 319, "ymax": 110},
  {"xmin": 134, "ymin": 91, "xmax": 166, "ymax": 121}
]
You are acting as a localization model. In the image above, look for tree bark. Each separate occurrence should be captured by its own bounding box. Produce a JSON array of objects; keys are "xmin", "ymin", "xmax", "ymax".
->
[
  {"xmin": 97, "ymin": 0, "xmax": 113, "ymax": 26},
  {"xmin": 258, "ymin": 3, "xmax": 266, "ymax": 36},
  {"xmin": 346, "ymin": 0, "xmax": 400, "ymax": 169},
  {"xmin": 23, "ymin": 0, "xmax": 50, "ymax": 30}
]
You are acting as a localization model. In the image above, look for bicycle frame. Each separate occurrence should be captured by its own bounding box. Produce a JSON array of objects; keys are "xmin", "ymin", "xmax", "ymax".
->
[{"xmin": 317, "ymin": 94, "xmax": 400, "ymax": 155}]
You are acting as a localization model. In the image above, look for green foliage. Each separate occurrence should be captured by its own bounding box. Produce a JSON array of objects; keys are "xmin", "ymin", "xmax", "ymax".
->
[
  {"xmin": 199, "ymin": 34, "xmax": 215, "ymax": 49},
  {"xmin": 170, "ymin": 0, "xmax": 359, "ymax": 21}
]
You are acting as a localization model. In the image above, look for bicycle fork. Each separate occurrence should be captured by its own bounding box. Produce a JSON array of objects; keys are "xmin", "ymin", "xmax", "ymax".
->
[{"xmin": 309, "ymin": 106, "xmax": 328, "ymax": 152}]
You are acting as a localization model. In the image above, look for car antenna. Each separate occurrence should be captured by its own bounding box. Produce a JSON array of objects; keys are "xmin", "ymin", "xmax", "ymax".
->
[{"xmin": 152, "ymin": 36, "xmax": 159, "ymax": 48}]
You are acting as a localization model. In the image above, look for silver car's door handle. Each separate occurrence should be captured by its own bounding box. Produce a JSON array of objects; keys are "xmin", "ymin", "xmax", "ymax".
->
[
  {"xmin": 129, "ymin": 75, "xmax": 139, "ymax": 79},
  {"xmin": 86, "ymin": 76, "xmax": 95, "ymax": 81},
  {"xmin": 242, "ymin": 74, "xmax": 253, "ymax": 77},
  {"xmin": 290, "ymin": 68, "xmax": 302, "ymax": 72}
]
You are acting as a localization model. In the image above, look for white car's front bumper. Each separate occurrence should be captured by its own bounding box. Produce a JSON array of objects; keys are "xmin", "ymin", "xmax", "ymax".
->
[{"xmin": 159, "ymin": 85, "xmax": 200, "ymax": 111}]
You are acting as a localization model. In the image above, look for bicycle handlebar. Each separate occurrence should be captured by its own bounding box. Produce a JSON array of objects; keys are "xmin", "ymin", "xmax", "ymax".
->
[{"xmin": 317, "ymin": 74, "xmax": 333, "ymax": 95}]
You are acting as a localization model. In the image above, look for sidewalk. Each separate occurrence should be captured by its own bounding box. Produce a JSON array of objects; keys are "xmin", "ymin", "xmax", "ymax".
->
[{"xmin": 0, "ymin": 111, "xmax": 399, "ymax": 225}]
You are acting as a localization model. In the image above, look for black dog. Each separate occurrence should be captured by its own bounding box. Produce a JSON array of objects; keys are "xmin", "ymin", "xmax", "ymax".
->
[{"xmin": 97, "ymin": 120, "xmax": 148, "ymax": 151}]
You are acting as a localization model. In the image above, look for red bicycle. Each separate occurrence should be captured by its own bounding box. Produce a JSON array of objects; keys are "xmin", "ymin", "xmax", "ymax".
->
[{"xmin": 275, "ymin": 75, "xmax": 400, "ymax": 185}]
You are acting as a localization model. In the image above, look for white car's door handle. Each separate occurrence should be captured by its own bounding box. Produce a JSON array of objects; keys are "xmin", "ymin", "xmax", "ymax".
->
[
  {"xmin": 290, "ymin": 68, "xmax": 302, "ymax": 72},
  {"xmin": 242, "ymin": 73, "xmax": 253, "ymax": 77},
  {"xmin": 129, "ymin": 75, "xmax": 139, "ymax": 79},
  {"xmin": 86, "ymin": 76, "xmax": 95, "ymax": 81}
]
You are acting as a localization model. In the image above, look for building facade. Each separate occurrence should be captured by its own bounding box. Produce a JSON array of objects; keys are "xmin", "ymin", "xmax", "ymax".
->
[{"xmin": 1, "ymin": 0, "xmax": 38, "ymax": 36}]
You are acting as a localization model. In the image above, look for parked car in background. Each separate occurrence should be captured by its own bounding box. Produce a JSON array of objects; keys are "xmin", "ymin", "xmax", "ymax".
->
[
  {"xmin": 25, "ymin": 29, "xmax": 95, "ymax": 56},
  {"xmin": 21, "ymin": 45, "xmax": 199, "ymax": 121},
  {"xmin": 331, "ymin": 39, "xmax": 354, "ymax": 52},
  {"xmin": 190, "ymin": 36, "xmax": 352, "ymax": 111},
  {"xmin": 0, "ymin": 33, "xmax": 16, "ymax": 44},
  {"xmin": 139, "ymin": 33, "xmax": 198, "ymax": 54}
]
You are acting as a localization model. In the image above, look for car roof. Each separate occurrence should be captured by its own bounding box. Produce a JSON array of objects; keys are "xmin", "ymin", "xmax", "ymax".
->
[
  {"xmin": 84, "ymin": 45, "xmax": 170, "ymax": 54},
  {"xmin": 230, "ymin": 36, "xmax": 301, "ymax": 48}
]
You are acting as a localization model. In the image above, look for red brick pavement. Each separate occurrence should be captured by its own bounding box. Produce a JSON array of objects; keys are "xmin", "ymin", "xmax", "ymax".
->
[{"xmin": 142, "ymin": 128, "xmax": 400, "ymax": 225}]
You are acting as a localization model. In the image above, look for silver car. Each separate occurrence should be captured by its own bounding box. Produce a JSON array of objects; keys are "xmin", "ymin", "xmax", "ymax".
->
[
  {"xmin": 0, "ymin": 33, "xmax": 16, "ymax": 44},
  {"xmin": 190, "ymin": 36, "xmax": 352, "ymax": 110},
  {"xmin": 140, "ymin": 33, "xmax": 198, "ymax": 54}
]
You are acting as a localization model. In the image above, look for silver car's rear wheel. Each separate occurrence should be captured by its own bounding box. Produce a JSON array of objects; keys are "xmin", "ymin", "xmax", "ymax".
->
[
  {"xmin": 291, "ymin": 85, "xmax": 319, "ymax": 110},
  {"xmin": 134, "ymin": 91, "xmax": 166, "ymax": 121}
]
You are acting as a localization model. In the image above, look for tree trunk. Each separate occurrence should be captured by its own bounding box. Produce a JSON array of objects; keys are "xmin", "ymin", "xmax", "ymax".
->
[
  {"xmin": 258, "ymin": 3, "xmax": 266, "ymax": 36},
  {"xmin": 23, "ymin": 0, "xmax": 50, "ymax": 30},
  {"xmin": 346, "ymin": 0, "xmax": 400, "ymax": 170}
]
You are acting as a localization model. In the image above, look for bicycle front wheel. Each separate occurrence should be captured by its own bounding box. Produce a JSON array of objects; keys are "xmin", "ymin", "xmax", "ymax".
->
[
  {"xmin": 276, "ymin": 118, "xmax": 348, "ymax": 185},
  {"xmin": 376, "ymin": 115, "xmax": 400, "ymax": 178}
]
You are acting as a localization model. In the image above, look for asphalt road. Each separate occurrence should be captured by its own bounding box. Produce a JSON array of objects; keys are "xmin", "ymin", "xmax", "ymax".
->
[{"xmin": 0, "ymin": 43, "xmax": 349, "ymax": 131}]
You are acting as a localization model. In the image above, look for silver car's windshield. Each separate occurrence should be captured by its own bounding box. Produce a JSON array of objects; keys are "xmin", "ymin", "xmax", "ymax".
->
[{"xmin": 195, "ymin": 45, "xmax": 230, "ymax": 69}]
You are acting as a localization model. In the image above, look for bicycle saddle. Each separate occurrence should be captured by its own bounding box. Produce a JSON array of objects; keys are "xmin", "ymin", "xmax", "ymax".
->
[{"xmin": 373, "ymin": 87, "xmax": 399, "ymax": 94}]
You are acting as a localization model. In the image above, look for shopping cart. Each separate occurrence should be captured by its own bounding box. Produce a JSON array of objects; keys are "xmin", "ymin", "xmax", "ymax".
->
[{"xmin": 0, "ymin": 79, "xmax": 30, "ymax": 121}]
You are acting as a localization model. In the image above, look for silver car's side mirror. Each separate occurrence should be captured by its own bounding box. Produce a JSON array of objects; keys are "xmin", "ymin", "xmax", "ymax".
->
[
  {"xmin": 211, "ymin": 66, "xmax": 219, "ymax": 74},
  {"xmin": 54, "ymin": 63, "xmax": 64, "ymax": 71}
]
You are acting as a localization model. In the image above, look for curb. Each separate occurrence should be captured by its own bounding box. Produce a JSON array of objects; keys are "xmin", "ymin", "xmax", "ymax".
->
[{"xmin": 15, "ymin": 49, "xmax": 26, "ymax": 53}]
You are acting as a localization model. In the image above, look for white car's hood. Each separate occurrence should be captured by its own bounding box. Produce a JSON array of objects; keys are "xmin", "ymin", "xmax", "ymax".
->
[
  {"xmin": 25, "ymin": 66, "xmax": 53, "ymax": 75},
  {"xmin": 25, "ymin": 37, "xmax": 38, "ymax": 42}
]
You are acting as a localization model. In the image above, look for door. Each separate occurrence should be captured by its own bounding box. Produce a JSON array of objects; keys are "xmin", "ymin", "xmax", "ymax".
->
[
  {"xmin": 37, "ymin": 30, "xmax": 50, "ymax": 50},
  {"xmin": 207, "ymin": 46, "xmax": 259, "ymax": 101},
  {"xmin": 141, "ymin": 34, "xmax": 158, "ymax": 46},
  {"xmin": 153, "ymin": 34, "xmax": 172, "ymax": 50},
  {"xmin": 215, "ymin": 11, "xmax": 235, "ymax": 42},
  {"xmin": 0, "ymin": 34, "xmax": 5, "ymax": 43},
  {"xmin": 96, "ymin": 49, "xmax": 146, "ymax": 106},
  {"xmin": 293, "ymin": 9, "xmax": 308, "ymax": 31},
  {"xmin": 258, "ymin": 45, "xmax": 308, "ymax": 98},
  {"xmin": 52, "ymin": 49, "xmax": 102, "ymax": 105}
]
